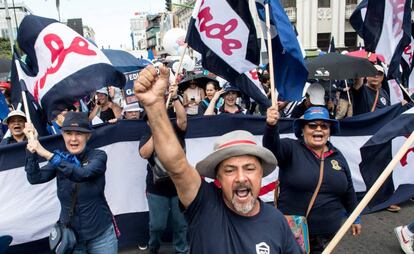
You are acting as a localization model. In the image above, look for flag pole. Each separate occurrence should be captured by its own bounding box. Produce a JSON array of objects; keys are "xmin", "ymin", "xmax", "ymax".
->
[
  {"xmin": 344, "ymin": 80, "xmax": 352, "ymax": 106},
  {"xmin": 397, "ymin": 83, "xmax": 414, "ymax": 104},
  {"xmin": 322, "ymin": 130, "xmax": 414, "ymax": 254},
  {"xmin": 165, "ymin": 46, "xmax": 187, "ymax": 108},
  {"xmin": 21, "ymin": 91, "xmax": 32, "ymax": 123},
  {"xmin": 265, "ymin": 3, "xmax": 278, "ymax": 107}
]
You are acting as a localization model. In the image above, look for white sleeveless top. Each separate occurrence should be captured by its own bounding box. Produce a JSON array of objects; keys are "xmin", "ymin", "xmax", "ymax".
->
[{"xmin": 185, "ymin": 87, "xmax": 202, "ymax": 115}]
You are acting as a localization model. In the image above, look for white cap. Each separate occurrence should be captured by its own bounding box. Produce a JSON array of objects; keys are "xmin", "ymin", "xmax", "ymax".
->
[
  {"xmin": 374, "ymin": 64, "xmax": 384, "ymax": 74},
  {"xmin": 123, "ymin": 103, "xmax": 143, "ymax": 113},
  {"xmin": 96, "ymin": 87, "xmax": 108, "ymax": 95},
  {"xmin": 3, "ymin": 110, "xmax": 26, "ymax": 124},
  {"xmin": 306, "ymin": 83, "xmax": 325, "ymax": 106}
]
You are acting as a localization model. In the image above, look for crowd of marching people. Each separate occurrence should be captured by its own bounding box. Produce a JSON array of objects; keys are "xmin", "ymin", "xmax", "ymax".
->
[{"xmin": 0, "ymin": 56, "xmax": 414, "ymax": 254}]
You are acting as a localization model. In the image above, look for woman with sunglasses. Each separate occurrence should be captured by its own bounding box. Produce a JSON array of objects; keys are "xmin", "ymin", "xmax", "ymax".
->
[{"xmin": 263, "ymin": 106, "xmax": 361, "ymax": 253}]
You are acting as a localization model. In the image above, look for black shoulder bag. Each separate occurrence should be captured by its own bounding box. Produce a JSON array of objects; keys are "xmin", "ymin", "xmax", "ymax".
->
[{"xmin": 49, "ymin": 183, "xmax": 79, "ymax": 254}]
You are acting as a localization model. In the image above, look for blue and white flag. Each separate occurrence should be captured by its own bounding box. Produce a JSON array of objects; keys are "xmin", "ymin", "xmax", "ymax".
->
[
  {"xmin": 360, "ymin": 106, "xmax": 414, "ymax": 211},
  {"xmin": 10, "ymin": 51, "xmax": 49, "ymax": 136},
  {"xmin": 255, "ymin": 0, "xmax": 308, "ymax": 101},
  {"xmin": 401, "ymin": 22, "xmax": 414, "ymax": 96},
  {"xmin": 185, "ymin": 0, "xmax": 271, "ymax": 107},
  {"xmin": 0, "ymin": 92, "xmax": 8, "ymax": 121},
  {"xmin": 234, "ymin": 69, "xmax": 271, "ymax": 108},
  {"xmin": 350, "ymin": 0, "xmax": 412, "ymax": 80},
  {"xmin": 14, "ymin": 15, "xmax": 125, "ymax": 121},
  {"xmin": 185, "ymin": 0, "xmax": 261, "ymax": 82}
]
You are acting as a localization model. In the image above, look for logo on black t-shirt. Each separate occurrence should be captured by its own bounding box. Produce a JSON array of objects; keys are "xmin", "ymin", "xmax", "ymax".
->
[
  {"xmin": 380, "ymin": 97, "xmax": 387, "ymax": 106},
  {"xmin": 256, "ymin": 242, "xmax": 270, "ymax": 254}
]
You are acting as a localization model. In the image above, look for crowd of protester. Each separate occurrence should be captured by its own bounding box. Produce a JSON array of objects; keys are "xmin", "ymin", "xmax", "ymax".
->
[{"xmin": 0, "ymin": 57, "xmax": 413, "ymax": 254}]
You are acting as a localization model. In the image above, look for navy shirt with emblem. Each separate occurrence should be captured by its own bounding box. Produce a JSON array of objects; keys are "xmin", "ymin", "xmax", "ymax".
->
[
  {"xmin": 183, "ymin": 181, "xmax": 302, "ymax": 254},
  {"xmin": 263, "ymin": 125, "xmax": 358, "ymax": 235},
  {"xmin": 352, "ymin": 84, "xmax": 390, "ymax": 115}
]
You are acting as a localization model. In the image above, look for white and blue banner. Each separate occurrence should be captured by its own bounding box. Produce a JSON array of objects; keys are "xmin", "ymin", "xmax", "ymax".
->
[{"xmin": 0, "ymin": 104, "xmax": 412, "ymax": 252}]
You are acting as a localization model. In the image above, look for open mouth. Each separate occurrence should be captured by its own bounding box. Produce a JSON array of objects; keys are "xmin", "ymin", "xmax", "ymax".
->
[
  {"xmin": 234, "ymin": 187, "xmax": 252, "ymax": 200},
  {"xmin": 68, "ymin": 144, "xmax": 79, "ymax": 150},
  {"xmin": 13, "ymin": 126, "xmax": 23, "ymax": 133},
  {"xmin": 312, "ymin": 133, "xmax": 324, "ymax": 142}
]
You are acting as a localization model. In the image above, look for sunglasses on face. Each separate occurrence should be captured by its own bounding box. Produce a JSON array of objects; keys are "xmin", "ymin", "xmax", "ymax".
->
[{"xmin": 306, "ymin": 122, "xmax": 330, "ymax": 130}]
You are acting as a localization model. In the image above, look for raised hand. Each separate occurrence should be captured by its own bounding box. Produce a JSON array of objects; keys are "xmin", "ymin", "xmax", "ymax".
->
[
  {"xmin": 23, "ymin": 122, "xmax": 38, "ymax": 141},
  {"xmin": 134, "ymin": 65, "xmax": 170, "ymax": 107},
  {"xmin": 266, "ymin": 106, "xmax": 280, "ymax": 126},
  {"xmin": 212, "ymin": 89, "xmax": 225, "ymax": 102}
]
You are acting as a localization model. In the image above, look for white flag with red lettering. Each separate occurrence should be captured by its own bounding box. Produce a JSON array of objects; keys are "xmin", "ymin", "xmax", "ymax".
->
[
  {"xmin": 185, "ymin": 0, "xmax": 261, "ymax": 83},
  {"xmin": 14, "ymin": 15, "xmax": 125, "ymax": 121}
]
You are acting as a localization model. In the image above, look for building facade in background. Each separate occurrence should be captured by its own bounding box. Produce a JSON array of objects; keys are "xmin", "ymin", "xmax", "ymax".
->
[
  {"xmin": 146, "ymin": 14, "xmax": 161, "ymax": 54},
  {"xmin": 0, "ymin": 2, "xmax": 32, "ymax": 40},
  {"xmin": 130, "ymin": 12, "xmax": 148, "ymax": 50}
]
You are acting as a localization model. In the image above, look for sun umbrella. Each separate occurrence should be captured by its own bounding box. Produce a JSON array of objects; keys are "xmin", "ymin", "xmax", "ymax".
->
[
  {"xmin": 305, "ymin": 52, "xmax": 378, "ymax": 80},
  {"xmin": 178, "ymin": 73, "xmax": 218, "ymax": 92},
  {"xmin": 346, "ymin": 49, "xmax": 385, "ymax": 63},
  {"xmin": 102, "ymin": 49, "xmax": 149, "ymax": 73}
]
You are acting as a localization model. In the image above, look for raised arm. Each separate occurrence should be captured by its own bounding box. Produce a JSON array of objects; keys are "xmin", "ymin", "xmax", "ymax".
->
[
  {"xmin": 134, "ymin": 66, "xmax": 201, "ymax": 208},
  {"xmin": 204, "ymin": 89, "xmax": 225, "ymax": 115},
  {"xmin": 170, "ymin": 85, "xmax": 187, "ymax": 131}
]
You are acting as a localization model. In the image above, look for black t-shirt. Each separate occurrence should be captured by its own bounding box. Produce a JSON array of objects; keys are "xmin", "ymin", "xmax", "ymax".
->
[
  {"xmin": 352, "ymin": 84, "xmax": 390, "ymax": 115},
  {"xmin": 100, "ymin": 108, "xmax": 116, "ymax": 122},
  {"xmin": 183, "ymin": 181, "xmax": 302, "ymax": 254},
  {"xmin": 198, "ymin": 99, "xmax": 210, "ymax": 116},
  {"xmin": 139, "ymin": 122, "xmax": 186, "ymax": 197}
]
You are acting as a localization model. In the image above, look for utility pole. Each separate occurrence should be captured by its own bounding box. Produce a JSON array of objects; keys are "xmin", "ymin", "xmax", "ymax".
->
[
  {"xmin": 56, "ymin": 0, "xmax": 61, "ymax": 21},
  {"xmin": 3, "ymin": 0, "xmax": 14, "ymax": 52}
]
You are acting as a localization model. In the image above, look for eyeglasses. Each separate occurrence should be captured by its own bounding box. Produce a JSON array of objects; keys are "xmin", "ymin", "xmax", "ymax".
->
[{"xmin": 306, "ymin": 122, "xmax": 330, "ymax": 130}]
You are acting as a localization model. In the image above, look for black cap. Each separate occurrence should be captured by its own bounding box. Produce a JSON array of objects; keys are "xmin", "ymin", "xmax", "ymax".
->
[
  {"xmin": 61, "ymin": 112, "xmax": 92, "ymax": 133},
  {"xmin": 222, "ymin": 82, "xmax": 241, "ymax": 96}
]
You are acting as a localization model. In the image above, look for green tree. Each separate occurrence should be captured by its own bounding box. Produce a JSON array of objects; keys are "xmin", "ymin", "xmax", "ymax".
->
[{"xmin": 0, "ymin": 38, "xmax": 12, "ymax": 60}]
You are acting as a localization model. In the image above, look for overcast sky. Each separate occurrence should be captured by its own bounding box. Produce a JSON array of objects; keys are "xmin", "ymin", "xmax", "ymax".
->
[{"xmin": 22, "ymin": 0, "xmax": 165, "ymax": 49}]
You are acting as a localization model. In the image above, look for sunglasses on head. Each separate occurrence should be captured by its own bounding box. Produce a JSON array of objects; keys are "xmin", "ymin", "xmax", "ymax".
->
[{"xmin": 306, "ymin": 122, "xmax": 330, "ymax": 130}]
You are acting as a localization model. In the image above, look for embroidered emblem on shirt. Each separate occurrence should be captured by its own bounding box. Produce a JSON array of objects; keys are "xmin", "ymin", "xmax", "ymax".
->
[
  {"xmin": 331, "ymin": 160, "xmax": 341, "ymax": 170},
  {"xmin": 82, "ymin": 161, "xmax": 88, "ymax": 166},
  {"xmin": 380, "ymin": 97, "xmax": 387, "ymax": 105},
  {"xmin": 256, "ymin": 242, "xmax": 270, "ymax": 254}
]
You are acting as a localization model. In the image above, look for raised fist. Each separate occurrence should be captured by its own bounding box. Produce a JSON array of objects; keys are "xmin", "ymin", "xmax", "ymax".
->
[{"xmin": 134, "ymin": 65, "xmax": 170, "ymax": 107}]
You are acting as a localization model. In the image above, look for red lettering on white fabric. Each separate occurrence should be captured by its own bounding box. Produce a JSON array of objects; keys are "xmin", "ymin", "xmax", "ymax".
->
[
  {"xmin": 391, "ymin": 0, "xmax": 405, "ymax": 37},
  {"xmin": 197, "ymin": 0, "xmax": 242, "ymax": 56},
  {"xmin": 400, "ymin": 147, "xmax": 414, "ymax": 167},
  {"xmin": 33, "ymin": 34, "xmax": 97, "ymax": 101},
  {"xmin": 249, "ymin": 69, "xmax": 259, "ymax": 80},
  {"xmin": 403, "ymin": 44, "xmax": 413, "ymax": 66}
]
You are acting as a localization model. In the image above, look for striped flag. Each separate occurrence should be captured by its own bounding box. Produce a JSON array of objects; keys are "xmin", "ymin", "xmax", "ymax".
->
[
  {"xmin": 185, "ymin": 0, "xmax": 261, "ymax": 82},
  {"xmin": 255, "ymin": 0, "xmax": 308, "ymax": 101},
  {"xmin": 350, "ymin": 0, "xmax": 412, "ymax": 80},
  {"xmin": 360, "ymin": 106, "xmax": 414, "ymax": 210},
  {"xmin": 14, "ymin": 15, "xmax": 125, "ymax": 121}
]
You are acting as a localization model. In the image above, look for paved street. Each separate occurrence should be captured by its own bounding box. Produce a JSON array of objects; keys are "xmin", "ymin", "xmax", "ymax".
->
[{"xmin": 120, "ymin": 201, "xmax": 414, "ymax": 254}]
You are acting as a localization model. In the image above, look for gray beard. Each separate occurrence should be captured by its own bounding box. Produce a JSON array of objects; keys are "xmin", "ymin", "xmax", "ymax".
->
[{"xmin": 232, "ymin": 194, "xmax": 256, "ymax": 214}]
